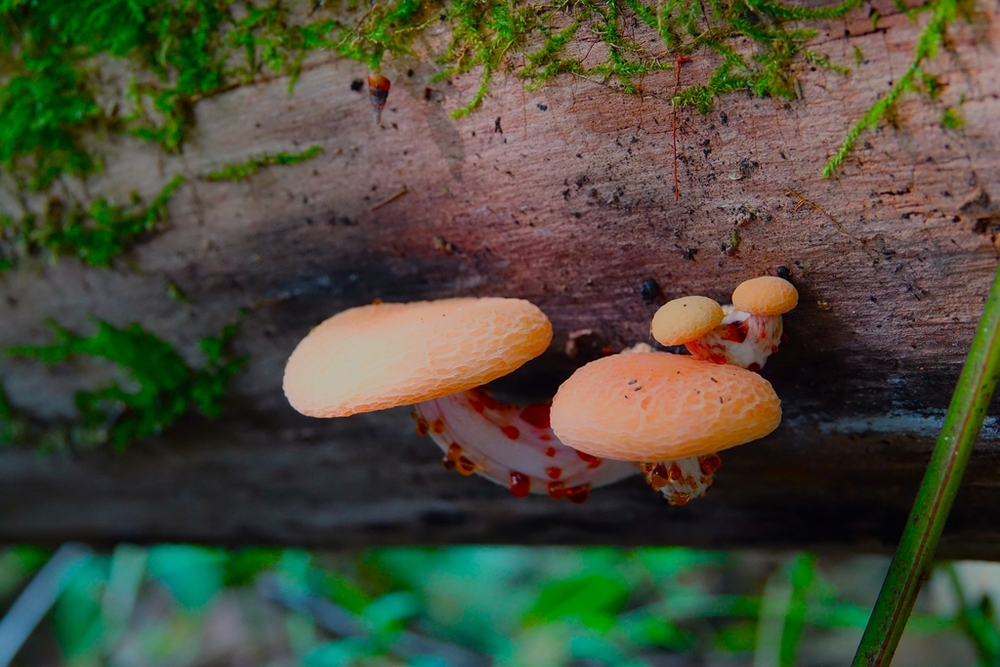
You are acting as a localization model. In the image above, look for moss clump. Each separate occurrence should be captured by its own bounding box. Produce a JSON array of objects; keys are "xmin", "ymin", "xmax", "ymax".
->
[
  {"xmin": 0, "ymin": 0, "xmax": 342, "ymax": 267},
  {"xmin": 642, "ymin": 0, "xmax": 856, "ymax": 112},
  {"xmin": 205, "ymin": 145, "xmax": 323, "ymax": 182},
  {"xmin": 333, "ymin": 0, "xmax": 968, "ymax": 175},
  {"xmin": 941, "ymin": 106, "xmax": 964, "ymax": 129},
  {"xmin": 333, "ymin": 0, "xmax": 431, "ymax": 71},
  {"xmin": 3, "ymin": 319, "xmax": 247, "ymax": 451},
  {"xmin": 415, "ymin": 0, "xmax": 860, "ymax": 118},
  {"xmin": 821, "ymin": 0, "xmax": 973, "ymax": 177},
  {"xmin": 0, "ymin": 175, "xmax": 186, "ymax": 271}
]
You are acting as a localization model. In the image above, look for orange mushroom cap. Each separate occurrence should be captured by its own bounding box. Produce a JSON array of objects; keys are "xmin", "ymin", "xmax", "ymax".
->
[
  {"xmin": 650, "ymin": 296, "xmax": 725, "ymax": 346},
  {"xmin": 731, "ymin": 276, "xmax": 798, "ymax": 316},
  {"xmin": 284, "ymin": 298, "xmax": 552, "ymax": 417},
  {"xmin": 550, "ymin": 351, "xmax": 780, "ymax": 461}
]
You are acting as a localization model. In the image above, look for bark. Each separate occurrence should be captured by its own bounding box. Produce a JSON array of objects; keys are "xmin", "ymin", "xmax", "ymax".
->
[{"xmin": 2, "ymin": 5, "xmax": 1000, "ymax": 556}]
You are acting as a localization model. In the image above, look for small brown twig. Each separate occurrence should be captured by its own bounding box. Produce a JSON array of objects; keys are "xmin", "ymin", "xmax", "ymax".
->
[
  {"xmin": 370, "ymin": 185, "xmax": 409, "ymax": 211},
  {"xmin": 785, "ymin": 187, "xmax": 874, "ymax": 242}
]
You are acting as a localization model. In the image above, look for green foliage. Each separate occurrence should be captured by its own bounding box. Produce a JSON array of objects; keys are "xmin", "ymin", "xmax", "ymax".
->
[
  {"xmin": 205, "ymin": 145, "xmax": 323, "ymax": 182},
  {"xmin": 3, "ymin": 318, "xmax": 247, "ymax": 451},
  {"xmin": 51, "ymin": 558, "xmax": 107, "ymax": 660},
  {"xmin": 778, "ymin": 553, "xmax": 816, "ymax": 667},
  {"xmin": 2, "ymin": 546, "xmax": 981, "ymax": 666},
  {"xmin": 0, "ymin": 546, "xmax": 51, "ymax": 599},
  {"xmin": 524, "ymin": 574, "xmax": 630, "ymax": 631},
  {"xmin": 223, "ymin": 547, "xmax": 285, "ymax": 587},
  {"xmin": 147, "ymin": 545, "xmax": 227, "ymax": 610}
]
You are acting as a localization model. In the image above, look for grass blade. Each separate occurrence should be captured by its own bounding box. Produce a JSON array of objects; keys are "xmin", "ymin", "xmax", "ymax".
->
[{"xmin": 852, "ymin": 263, "xmax": 1000, "ymax": 666}]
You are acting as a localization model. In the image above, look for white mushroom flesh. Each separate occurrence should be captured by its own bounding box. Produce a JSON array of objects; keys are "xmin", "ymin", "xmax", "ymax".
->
[
  {"xmin": 639, "ymin": 455, "xmax": 721, "ymax": 505},
  {"xmin": 413, "ymin": 388, "xmax": 639, "ymax": 502},
  {"xmin": 684, "ymin": 305, "xmax": 784, "ymax": 371}
]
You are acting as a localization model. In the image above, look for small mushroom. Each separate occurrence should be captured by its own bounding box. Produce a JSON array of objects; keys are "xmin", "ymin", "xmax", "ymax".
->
[
  {"xmin": 283, "ymin": 298, "xmax": 552, "ymax": 417},
  {"xmin": 283, "ymin": 297, "xmax": 634, "ymax": 500},
  {"xmin": 732, "ymin": 276, "xmax": 798, "ymax": 316},
  {"xmin": 684, "ymin": 276, "xmax": 798, "ymax": 371},
  {"xmin": 550, "ymin": 349, "xmax": 781, "ymax": 504},
  {"xmin": 650, "ymin": 296, "xmax": 724, "ymax": 347}
]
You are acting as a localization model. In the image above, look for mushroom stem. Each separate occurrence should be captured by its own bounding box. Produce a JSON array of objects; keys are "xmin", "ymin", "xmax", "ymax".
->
[
  {"xmin": 639, "ymin": 454, "xmax": 721, "ymax": 505},
  {"xmin": 684, "ymin": 306, "xmax": 784, "ymax": 371},
  {"xmin": 413, "ymin": 388, "xmax": 639, "ymax": 501}
]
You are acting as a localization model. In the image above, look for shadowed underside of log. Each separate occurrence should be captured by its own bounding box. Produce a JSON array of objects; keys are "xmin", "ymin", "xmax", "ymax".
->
[{"xmin": 2, "ymin": 4, "xmax": 1000, "ymax": 556}]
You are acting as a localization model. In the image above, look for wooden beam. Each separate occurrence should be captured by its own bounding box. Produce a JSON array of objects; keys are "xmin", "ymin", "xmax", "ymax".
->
[{"xmin": 2, "ymin": 6, "xmax": 999, "ymax": 555}]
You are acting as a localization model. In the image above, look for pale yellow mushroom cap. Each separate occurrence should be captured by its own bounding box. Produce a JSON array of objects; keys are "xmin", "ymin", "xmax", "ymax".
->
[
  {"xmin": 650, "ymin": 296, "xmax": 725, "ymax": 346},
  {"xmin": 731, "ymin": 276, "xmax": 798, "ymax": 316},
  {"xmin": 550, "ymin": 351, "xmax": 781, "ymax": 461},
  {"xmin": 283, "ymin": 298, "xmax": 552, "ymax": 418}
]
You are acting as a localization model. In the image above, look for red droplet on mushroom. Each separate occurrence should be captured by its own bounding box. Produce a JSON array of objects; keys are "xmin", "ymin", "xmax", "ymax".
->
[
  {"xmin": 519, "ymin": 403, "xmax": 551, "ymax": 429},
  {"xmin": 566, "ymin": 484, "xmax": 591, "ymax": 504},
  {"xmin": 509, "ymin": 471, "xmax": 531, "ymax": 497}
]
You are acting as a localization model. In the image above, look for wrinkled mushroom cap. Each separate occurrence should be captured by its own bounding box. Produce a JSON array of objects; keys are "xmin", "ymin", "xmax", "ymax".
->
[
  {"xmin": 284, "ymin": 298, "xmax": 552, "ymax": 417},
  {"xmin": 650, "ymin": 296, "xmax": 725, "ymax": 346},
  {"xmin": 550, "ymin": 351, "xmax": 781, "ymax": 461},
  {"xmin": 731, "ymin": 276, "xmax": 798, "ymax": 316}
]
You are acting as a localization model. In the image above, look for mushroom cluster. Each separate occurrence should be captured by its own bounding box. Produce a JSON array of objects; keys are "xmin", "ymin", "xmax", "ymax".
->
[
  {"xmin": 282, "ymin": 275, "xmax": 796, "ymax": 506},
  {"xmin": 550, "ymin": 275, "xmax": 798, "ymax": 504},
  {"xmin": 282, "ymin": 297, "xmax": 635, "ymax": 502}
]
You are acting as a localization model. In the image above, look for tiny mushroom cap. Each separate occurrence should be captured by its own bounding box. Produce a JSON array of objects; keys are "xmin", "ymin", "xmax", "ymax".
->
[
  {"xmin": 550, "ymin": 351, "xmax": 781, "ymax": 461},
  {"xmin": 650, "ymin": 296, "xmax": 725, "ymax": 346},
  {"xmin": 731, "ymin": 276, "xmax": 798, "ymax": 316},
  {"xmin": 284, "ymin": 297, "xmax": 552, "ymax": 418}
]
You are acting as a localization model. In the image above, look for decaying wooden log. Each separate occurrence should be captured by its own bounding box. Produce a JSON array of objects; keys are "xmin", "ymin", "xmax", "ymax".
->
[{"xmin": 2, "ymin": 4, "xmax": 1000, "ymax": 556}]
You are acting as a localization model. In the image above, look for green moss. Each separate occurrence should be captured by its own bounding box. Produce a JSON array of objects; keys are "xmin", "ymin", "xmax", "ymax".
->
[
  {"xmin": 423, "ymin": 0, "xmax": 859, "ymax": 117},
  {"xmin": 334, "ymin": 0, "xmax": 430, "ymax": 71},
  {"xmin": 941, "ymin": 106, "xmax": 964, "ymax": 129},
  {"xmin": 3, "ymin": 319, "xmax": 247, "ymax": 451},
  {"xmin": 204, "ymin": 145, "xmax": 323, "ymax": 182},
  {"xmin": 822, "ymin": 0, "xmax": 969, "ymax": 178},
  {"xmin": 0, "ymin": 0, "xmax": 342, "ymax": 265},
  {"xmin": 0, "ymin": 175, "xmax": 186, "ymax": 271},
  {"xmin": 330, "ymin": 0, "xmax": 969, "ymax": 175}
]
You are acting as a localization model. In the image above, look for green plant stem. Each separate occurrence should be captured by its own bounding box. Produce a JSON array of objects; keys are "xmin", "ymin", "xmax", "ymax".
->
[{"xmin": 852, "ymin": 262, "xmax": 1000, "ymax": 667}]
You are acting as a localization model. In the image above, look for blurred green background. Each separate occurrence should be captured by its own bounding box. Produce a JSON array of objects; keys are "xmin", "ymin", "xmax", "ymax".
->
[{"xmin": 1, "ymin": 545, "xmax": 997, "ymax": 666}]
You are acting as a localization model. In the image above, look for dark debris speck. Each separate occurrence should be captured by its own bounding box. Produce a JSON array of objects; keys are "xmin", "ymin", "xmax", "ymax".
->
[{"xmin": 640, "ymin": 278, "xmax": 661, "ymax": 304}]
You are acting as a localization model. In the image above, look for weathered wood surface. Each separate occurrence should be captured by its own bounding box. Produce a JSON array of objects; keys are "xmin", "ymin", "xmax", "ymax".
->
[{"xmin": 2, "ymin": 4, "xmax": 1000, "ymax": 556}]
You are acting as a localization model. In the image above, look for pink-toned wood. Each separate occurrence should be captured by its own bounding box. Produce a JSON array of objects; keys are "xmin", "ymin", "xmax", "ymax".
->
[{"xmin": 1, "ymin": 4, "xmax": 999, "ymax": 554}]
